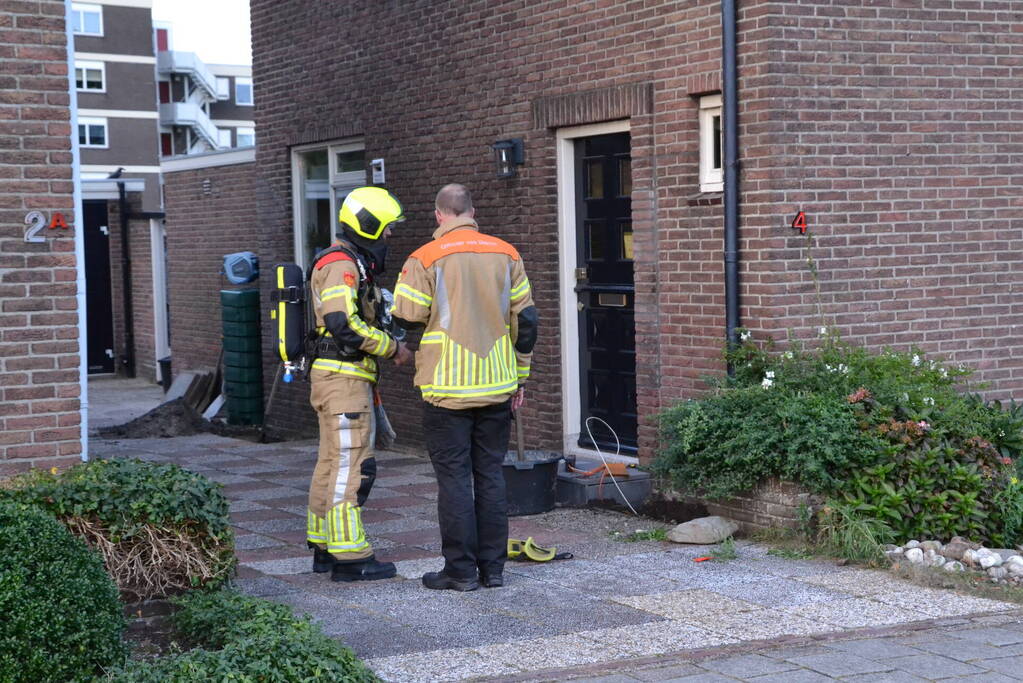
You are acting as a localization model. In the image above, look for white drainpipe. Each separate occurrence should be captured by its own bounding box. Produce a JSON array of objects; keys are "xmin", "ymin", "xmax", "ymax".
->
[{"xmin": 66, "ymin": 1, "xmax": 89, "ymax": 461}]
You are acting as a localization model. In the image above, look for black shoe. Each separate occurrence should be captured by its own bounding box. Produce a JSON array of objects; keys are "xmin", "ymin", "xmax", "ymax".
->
[
  {"xmin": 480, "ymin": 572, "xmax": 504, "ymax": 588},
  {"xmin": 422, "ymin": 571, "xmax": 480, "ymax": 591},
  {"xmin": 331, "ymin": 557, "xmax": 397, "ymax": 582},
  {"xmin": 311, "ymin": 546, "xmax": 335, "ymax": 574}
]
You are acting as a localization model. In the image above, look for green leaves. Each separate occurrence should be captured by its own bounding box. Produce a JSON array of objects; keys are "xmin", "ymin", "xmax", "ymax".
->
[
  {"xmin": 656, "ymin": 336, "xmax": 1023, "ymax": 547},
  {"xmin": 108, "ymin": 590, "xmax": 379, "ymax": 682}
]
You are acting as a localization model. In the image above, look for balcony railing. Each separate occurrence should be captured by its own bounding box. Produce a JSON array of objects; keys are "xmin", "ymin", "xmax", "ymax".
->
[
  {"xmin": 159, "ymin": 102, "xmax": 219, "ymax": 149},
  {"xmin": 157, "ymin": 51, "xmax": 218, "ymax": 102}
]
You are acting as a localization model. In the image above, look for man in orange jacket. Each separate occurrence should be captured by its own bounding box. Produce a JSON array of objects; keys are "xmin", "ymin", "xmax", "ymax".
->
[{"xmin": 392, "ymin": 184, "xmax": 537, "ymax": 591}]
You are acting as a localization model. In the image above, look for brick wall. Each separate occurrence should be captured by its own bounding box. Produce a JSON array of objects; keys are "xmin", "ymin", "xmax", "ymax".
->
[
  {"xmin": 0, "ymin": 0, "xmax": 82, "ymax": 474},
  {"xmin": 745, "ymin": 1, "xmax": 1023, "ymax": 401},
  {"xmin": 248, "ymin": 0, "xmax": 1022, "ymax": 460},
  {"xmin": 163, "ymin": 160, "xmax": 259, "ymax": 377},
  {"xmin": 250, "ymin": 0, "xmax": 746, "ymax": 451},
  {"xmin": 106, "ymin": 192, "xmax": 157, "ymax": 380}
]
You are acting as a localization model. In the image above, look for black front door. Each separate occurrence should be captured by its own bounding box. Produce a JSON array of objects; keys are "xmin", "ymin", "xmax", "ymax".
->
[
  {"xmin": 83, "ymin": 200, "xmax": 115, "ymax": 374},
  {"xmin": 575, "ymin": 133, "xmax": 636, "ymax": 453}
]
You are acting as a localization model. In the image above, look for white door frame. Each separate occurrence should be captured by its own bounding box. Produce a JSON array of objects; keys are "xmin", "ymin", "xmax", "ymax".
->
[
  {"xmin": 555, "ymin": 119, "xmax": 636, "ymax": 464},
  {"xmin": 150, "ymin": 218, "xmax": 171, "ymax": 382}
]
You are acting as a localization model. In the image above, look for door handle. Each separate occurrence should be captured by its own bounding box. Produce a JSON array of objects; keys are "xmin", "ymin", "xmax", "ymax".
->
[{"xmin": 577, "ymin": 301, "xmax": 585, "ymax": 312}]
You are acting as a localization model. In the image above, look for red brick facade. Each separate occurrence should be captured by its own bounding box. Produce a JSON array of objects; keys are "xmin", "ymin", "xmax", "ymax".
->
[
  {"xmin": 162, "ymin": 159, "xmax": 259, "ymax": 376},
  {"xmin": 0, "ymin": 0, "xmax": 82, "ymax": 473},
  {"xmin": 248, "ymin": 1, "xmax": 1023, "ymax": 459},
  {"xmin": 106, "ymin": 192, "xmax": 157, "ymax": 380}
]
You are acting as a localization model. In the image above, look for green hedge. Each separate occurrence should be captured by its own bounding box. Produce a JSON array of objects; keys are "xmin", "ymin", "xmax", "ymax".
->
[
  {"xmin": 0, "ymin": 501, "xmax": 126, "ymax": 683},
  {"xmin": 656, "ymin": 334, "xmax": 1023, "ymax": 546},
  {"xmin": 1, "ymin": 459, "xmax": 235, "ymax": 599},
  {"xmin": 108, "ymin": 590, "xmax": 378, "ymax": 682}
]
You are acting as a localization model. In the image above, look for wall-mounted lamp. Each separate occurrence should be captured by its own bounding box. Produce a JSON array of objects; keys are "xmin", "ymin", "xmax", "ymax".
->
[{"xmin": 492, "ymin": 138, "xmax": 525, "ymax": 178}]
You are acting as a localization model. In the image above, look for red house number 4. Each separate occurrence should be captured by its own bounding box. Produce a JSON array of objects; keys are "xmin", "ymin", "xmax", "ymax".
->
[{"xmin": 791, "ymin": 211, "xmax": 807, "ymax": 234}]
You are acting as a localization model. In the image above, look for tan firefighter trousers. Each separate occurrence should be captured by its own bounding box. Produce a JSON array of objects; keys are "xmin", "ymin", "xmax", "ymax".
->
[{"xmin": 307, "ymin": 374, "xmax": 377, "ymax": 562}]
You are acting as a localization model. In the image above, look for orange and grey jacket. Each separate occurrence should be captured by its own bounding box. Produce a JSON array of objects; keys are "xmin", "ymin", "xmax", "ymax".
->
[
  {"xmin": 310, "ymin": 242, "xmax": 397, "ymax": 383},
  {"xmin": 391, "ymin": 217, "xmax": 537, "ymax": 409}
]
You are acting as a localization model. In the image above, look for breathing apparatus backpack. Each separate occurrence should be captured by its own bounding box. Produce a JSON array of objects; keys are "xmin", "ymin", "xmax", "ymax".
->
[{"xmin": 270, "ymin": 245, "xmax": 402, "ymax": 383}]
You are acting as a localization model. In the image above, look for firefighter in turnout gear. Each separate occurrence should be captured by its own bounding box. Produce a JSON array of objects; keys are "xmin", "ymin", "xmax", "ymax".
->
[
  {"xmin": 307, "ymin": 186, "xmax": 412, "ymax": 582},
  {"xmin": 392, "ymin": 183, "xmax": 538, "ymax": 591}
]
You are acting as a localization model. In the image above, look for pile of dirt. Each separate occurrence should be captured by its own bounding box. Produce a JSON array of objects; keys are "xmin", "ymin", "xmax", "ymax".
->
[{"xmin": 97, "ymin": 398, "xmax": 262, "ymax": 441}]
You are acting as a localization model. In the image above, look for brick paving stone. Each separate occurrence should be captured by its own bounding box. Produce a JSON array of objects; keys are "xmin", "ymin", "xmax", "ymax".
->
[
  {"xmin": 841, "ymin": 671, "xmax": 929, "ymax": 682},
  {"xmin": 977, "ymin": 654, "xmax": 1023, "ymax": 678},
  {"xmin": 628, "ymin": 663, "xmax": 703, "ymax": 681},
  {"xmin": 233, "ymin": 517, "xmax": 306, "ymax": 533},
  {"xmin": 660, "ymin": 674, "xmax": 735, "ymax": 682},
  {"xmin": 883, "ymin": 653, "xmax": 987, "ymax": 678},
  {"xmin": 234, "ymin": 533, "xmax": 285, "ymax": 550},
  {"xmin": 698, "ymin": 653, "xmax": 799, "ymax": 678},
  {"xmin": 786, "ymin": 652, "xmax": 896, "ymax": 677},
  {"xmin": 231, "ymin": 507, "xmax": 301, "ymax": 522},
  {"xmin": 568, "ymin": 674, "xmax": 639, "ymax": 683},
  {"xmin": 235, "ymin": 544, "xmax": 308, "ymax": 563},
  {"xmin": 955, "ymin": 673, "xmax": 1020, "ymax": 682},
  {"xmin": 823, "ymin": 637, "xmax": 922, "ymax": 660},
  {"xmin": 910, "ymin": 636, "xmax": 1018, "ymax": 662},
  {"xmin": 951, "ymin": 627, "xmax": 1023, "ymax": 646},
  {"xmin": 748, "ymin": 669, "xmax": 835, "ymax": 683},
  {"xmin": 365, "ymin": 495, "xmax": 432, "ymax": 509}
]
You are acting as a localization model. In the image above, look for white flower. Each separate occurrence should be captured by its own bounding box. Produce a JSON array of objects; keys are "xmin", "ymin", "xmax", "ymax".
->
[
  {"xmin": 782, "ymin": 351, "xmax": 794, "ymax": 359},
  {"xmin": 825, "ymin": 364, "xmax": 834, "ymax": 372},
  {"xmin": 739, "ymin": 330, "xmax": 751, "ymax": 341},
  {"xmin": 819, "ymin": 326, "xmax": 827, "ymax": 336},
  {"xmin": 923, "ymin": 397, "xmax": 935, "ymax": 406},
  {"xmin": 911, "ymin": 354, "xmax": 921, "ymax": 367},
  {"xmin": 761, "ymin": 378, "xmax": 774, "ymax": 389},
  {"xmin": 765, "ymin": 371, "xmax": 775, "ymax": 379},
  {"xmin": 939, "ymin": 367, "xmax": 948, "ymax": 377},
  {"xmin": 838, "ymin": 364, "xmax": 848, "ymax": 374}
]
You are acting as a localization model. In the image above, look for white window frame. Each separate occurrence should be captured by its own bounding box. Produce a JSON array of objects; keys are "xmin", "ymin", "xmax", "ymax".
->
[
  {"xmin": 216, "ymin": 127, "xmax": 232, "ymax": 148},
  {"xmin": 291, "ymin": 139, "xmax": 365, "ymax": 270},
  {"xmin": 236, "ymin": 127, "xmax": 255, "ymax": 147},
  {"xmin": 215, "ymin": 77, "xmax": 230, "ymax": 100},
  {"xmin": 235, "ymin": 77, "xmax": 253, "ymax": 106},
  {"xmin": 71, "ymin": 3, "xmax": 103, "ymax": 37},
  {"xmin": 77, "ymin": 116, "xmax": 108, "ymax": 148},
  {"xmin": 74, "ymin": 60, "xmax": 105, "ymax": 93},
  {"xmin": 699, "ymin": 94, "xmax": 723, "ymax": 193}
]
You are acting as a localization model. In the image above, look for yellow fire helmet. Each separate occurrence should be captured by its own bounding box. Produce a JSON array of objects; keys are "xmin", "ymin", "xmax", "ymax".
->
[{"xmin": 338, "ymin": 186, "xmax": 405, "ymax": 241}]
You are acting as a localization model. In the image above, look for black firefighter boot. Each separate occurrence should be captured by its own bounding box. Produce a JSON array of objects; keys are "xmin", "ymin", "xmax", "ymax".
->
[
  {"xmin": 331, "ymin": 555, "xmax": 397, "ymax": 582},
  {"xmin": 309, "ymin": 543, "xmax": 335, "ymax": 573}
]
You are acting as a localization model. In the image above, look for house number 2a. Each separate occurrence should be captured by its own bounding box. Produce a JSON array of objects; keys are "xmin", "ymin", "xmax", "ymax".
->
[{"xmin": 24, "ymin": 211, "xmax": 70, "ymax": 243}]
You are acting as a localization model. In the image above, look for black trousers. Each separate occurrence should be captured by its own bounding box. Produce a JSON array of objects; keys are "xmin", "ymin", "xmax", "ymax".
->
[{"xmin": 423, "ymin": 400, "xmax": 511, "ymax": 580}]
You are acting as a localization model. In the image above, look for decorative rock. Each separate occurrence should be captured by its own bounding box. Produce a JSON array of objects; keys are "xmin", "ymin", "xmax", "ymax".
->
[
  {"xmin": 920, "ymin": 540, "xmax": 943, "ymax": 552},
  {"xmin": 666, "ymin": 516, "xmax": 739, "ymax": 544},
  {"xmin": 904, "ymin": 548, "xmax": 924, "ymax": 565},
  {"xmin": 977, "ymin": 549, "xmax": 1003, "ymax": 569},
  {"xmin": 992, "ymin": 548, "xmax": 1019, "ymax": 563},
  {"xmin": 1005, "ymin": 556, "xmax": 1023, "ymax": 577},
  {"xmin": 885, "ymin": 547, "xmax": 905, "ymax": 562},
  {"xmin": 962, "ymin": 549, "xmax": 978, "ymax": 568},
  {"xmin": 905, "ymin": 540, "xmax": 921, "ymax": 549},
  {"xmin": 941, "ymin": 536, "xmax": 980, "ymax": 561},
  {"xmin": 925, "ymin": 550, "xmax": 946, "ymax": 568},
  {"xmin": 988, "ymin": 566, "xmax": 1008, "ymax": 581},
  {"xmin": 943, "ymin": 561, "xmax": 965, "ymax": 572}
]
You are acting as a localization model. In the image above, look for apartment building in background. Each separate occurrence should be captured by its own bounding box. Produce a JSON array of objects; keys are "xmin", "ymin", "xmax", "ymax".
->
[{"xmin": 70, "ymin": 0, "xmax": 253, "ymax": 378}]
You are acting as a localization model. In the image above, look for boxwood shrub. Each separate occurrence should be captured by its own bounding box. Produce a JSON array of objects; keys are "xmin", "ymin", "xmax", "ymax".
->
[
  {"xmin": 0, "ymin": 500, "xmax": 127, "ymax": 682},
  {"xmin": 107, "ymin": 589, "xmax": 378, "ymax": 682},
  {"xmin": 1, "ymin": 458, "xmax": 235, "ymax": 600}
]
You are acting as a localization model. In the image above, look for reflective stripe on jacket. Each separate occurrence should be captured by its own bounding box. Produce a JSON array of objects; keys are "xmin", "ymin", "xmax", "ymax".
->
[
  {"xmin": 310, "ymin": 243, "xmax": 395, "ymax": 382},
  {"xmin": 392, "ymin": 217, "xmax": 534, "ymax": 409}
]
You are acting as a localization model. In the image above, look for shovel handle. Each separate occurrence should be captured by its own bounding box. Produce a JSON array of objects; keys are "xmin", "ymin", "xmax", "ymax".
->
[{"xmin": 515, "ymin": 409, "xmax": 525, "ymax": 462}]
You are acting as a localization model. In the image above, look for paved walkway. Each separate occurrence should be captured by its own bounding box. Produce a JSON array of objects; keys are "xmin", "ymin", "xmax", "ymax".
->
[
  {"xmin": 86, "ymin": 375, "xmax": 165, "ymax": 433},
  {"xmin": 89, "ymin": 433, "xmax": 1022, "ymax": 682}
]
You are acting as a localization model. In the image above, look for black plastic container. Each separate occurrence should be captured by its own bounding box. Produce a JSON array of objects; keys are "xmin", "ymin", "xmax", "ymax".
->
[{"xmin": 502, "ymin": 451, "xmax": 562, "ymax": 516}]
